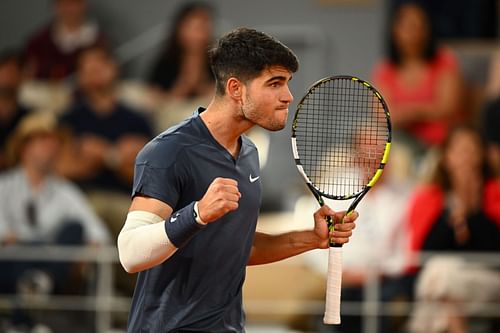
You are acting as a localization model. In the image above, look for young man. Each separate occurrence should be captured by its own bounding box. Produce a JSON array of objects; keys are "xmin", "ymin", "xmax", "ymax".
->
[
  {"xmin": 0, "ymin": 113, "xmax": 110, "ymax": 295},
  {"xmin": 117, "ymin": 27, "xmax": 358, "ymax": 332}
]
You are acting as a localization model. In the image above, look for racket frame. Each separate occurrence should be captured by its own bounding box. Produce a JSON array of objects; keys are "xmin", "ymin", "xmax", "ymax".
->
[{"xmin": 291, "ymin": 75, "xmax": 392, "ymax": 223}]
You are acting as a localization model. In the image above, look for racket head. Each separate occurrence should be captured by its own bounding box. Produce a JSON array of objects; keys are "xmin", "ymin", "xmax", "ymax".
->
[{"xmin": 291, "ymin": 75, "xmax": 391, "ymax": 202}]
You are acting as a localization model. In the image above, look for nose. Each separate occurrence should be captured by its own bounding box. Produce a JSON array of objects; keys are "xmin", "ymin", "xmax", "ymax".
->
[{"xmin": 282, "ymin": 85, "xmax": 294, "ymax": 104}]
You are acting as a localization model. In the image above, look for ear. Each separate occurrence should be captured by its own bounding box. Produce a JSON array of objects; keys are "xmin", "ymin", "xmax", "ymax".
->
[{"xmin": 226, "ymin": 77, "xmax": 243, "ymax": 102}]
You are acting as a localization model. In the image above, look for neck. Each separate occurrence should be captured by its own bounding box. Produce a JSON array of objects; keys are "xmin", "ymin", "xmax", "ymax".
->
[
  {"xmin": 400, "ymin": 53, "xmax": 425, "ymax": 67},
  {"xmin": 86, "ymin": 88, "xmax": 116, "ymax": 114},
  {"xmin": 23, "ymin": 165, "xmax": 47, "ymax": 191},
  {"xmin": 200, "ymin": 98, "xmax": 254, "ymax": 157}
]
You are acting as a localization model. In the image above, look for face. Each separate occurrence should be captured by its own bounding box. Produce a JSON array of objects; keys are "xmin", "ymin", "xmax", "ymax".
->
[
  {"xmin": 78, "ymin": 50, "xmax": 117, "ymax": 92},
  {"xmin": 392, "ymin": 4, "xmax": 429, "ymax": 58},
  {"xmin": 22, "ymin": 133, "xmax": 61, "ymax": 174},
  {"xmin": 178, "ymin": 9, "xmax": 213, "ymax": 52},
  {"xmin": 55, "ymin": 0, "xmax": 87, "ymax": 26},
  {"xmin": 0, "ymin": 61, "xmax": 22, "ymax": 115},
  {"xmin": 444, "ymin": 129, "xmax": 483, "ymax": 175},
  {"xmin": 239, "ymin": 66, "xmax": 294, "ymax": 131}
]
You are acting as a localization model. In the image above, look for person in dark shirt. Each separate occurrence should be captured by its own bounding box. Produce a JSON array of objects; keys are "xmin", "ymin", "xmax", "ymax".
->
[
  {"xmin": 118, "ymin": 27, "xmax": 359, "ymax": 333},
  {"xmin": 57, "ymin": 46, "xmax": 152, "ymax": 231},
  {"xmin": 24, "ymin": 0, "xmax": 107, "ymax": 81},
  {"xmin": 0, "ymin": 51, "xmax": 31, "ymax": 172},
  {"xmin": 58, "ymin": 46, "xmax": 153, "ymax": 295}
]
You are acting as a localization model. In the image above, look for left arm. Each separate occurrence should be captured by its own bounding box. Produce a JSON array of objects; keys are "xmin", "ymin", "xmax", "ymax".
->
[{"xmin": 248, "ymin": 205, "xmax": 357, "ymax": 266}]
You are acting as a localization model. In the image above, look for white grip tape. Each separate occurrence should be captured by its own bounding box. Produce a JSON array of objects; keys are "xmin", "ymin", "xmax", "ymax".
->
[{"xmin": 323, "ymin": 247, "xmax": 343, "ymax": 324}]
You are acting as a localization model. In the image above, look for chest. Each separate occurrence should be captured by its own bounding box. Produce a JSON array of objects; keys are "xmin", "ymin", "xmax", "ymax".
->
[{"xmin": 181, "ymin": 147, "xmax": 262, "ymax": 212}]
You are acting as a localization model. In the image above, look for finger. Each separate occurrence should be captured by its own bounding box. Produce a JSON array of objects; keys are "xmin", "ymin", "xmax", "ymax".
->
[
  {"xmin": 215, "ymin": 178, "xmax": 238, "ymax": 186},
  {"xmin": 329, "ymin": 210, "xmax": 358, "ymax": 223},
  {"xmin": 342, "ymin": 211, "xmax": 359, "ymax": 223},
  {"xmin": 315, "ymin": 205, "xmax": 338, "ymax": 223},
  {"xmin": 333, "ymin": 222, "xmax": 356, "ymax": 232},
  {"xmin": 223, "ymin": 200, "xmax": 239, "ymax": 212},
  {"xmin": 330, "ymin": 229, "xmax": 352, "ymax": 238},
  {"xmin": 221, "ymin": 192, "xmax": 241, "ymax": 202},
  {"xmin": 330, "ymin": 236, "xmax": 350, "ymax": 245},
  {"xmin": 219, "ymin": 185, "xmax": 241, "ymax": 199},
  {"xmin": 220, "ymin": 184, "xmax": 240, "ymax": 193}
]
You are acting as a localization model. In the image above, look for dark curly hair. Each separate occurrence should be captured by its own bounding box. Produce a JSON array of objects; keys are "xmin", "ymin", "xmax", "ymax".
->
[{"xmin": 208, "ymin": 27, "xmax": 299, "ymax": 96}]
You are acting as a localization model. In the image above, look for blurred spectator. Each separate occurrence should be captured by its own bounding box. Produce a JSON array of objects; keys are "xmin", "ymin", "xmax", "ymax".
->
[
  {"xmin": 0, "ymin": 112, "xmax": 110, "ymax": 294},
  {"xmin": 148, "ymin": 2, "xmax": 214, "ymax": 100},
  {"xmin": 57, "ymin": 46, "xmax": 153, "ymax": 239},
  {"xmin": 406, "ymin": 125, "xmax": 500, "ymax": 333},
  {"xmin": 147, "ymin": 2, "xmax": 215, "ymax": 132},
  {"xmin": 57, "ymin": 47, "xmax": 152, "ymax": 296},
  {"xmin": 391, "ymin": 0, "xmax": 498, "ymax": 39},
  {"xmin": 481, "ymin": 98, "xmax": 500, "ymax": 177},
  {"xmin": 24, "ymin": 0, "xmax": 107, "ymax": 82},
  {"xmin": 0, "ymin": 51, "xmax": 32, "ymax": 172},
  {"xmin": 408, "ymin": 125, "xmax": 500, "ymax": 254},
  {"xmin": 372, "ymin": 1, "xmax": 464, "ymax": 149},
  {"xmin": 482, "ymin": 49, "xmax": 500, "ymax": 177},
  {"xmin": 485, "ymin": 49, "xmax": 500, "ymax": 99}
]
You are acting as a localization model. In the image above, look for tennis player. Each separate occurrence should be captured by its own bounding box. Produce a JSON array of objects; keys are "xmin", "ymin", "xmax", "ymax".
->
[{"xmin": 117, "ymin": 27, "xmax": 358, "ymax": 332}]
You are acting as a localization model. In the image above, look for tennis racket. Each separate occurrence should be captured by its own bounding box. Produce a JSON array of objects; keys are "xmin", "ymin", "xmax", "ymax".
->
[{"xmin": 291, "ymin": 75, "xmax": 391, "ymax": 324}]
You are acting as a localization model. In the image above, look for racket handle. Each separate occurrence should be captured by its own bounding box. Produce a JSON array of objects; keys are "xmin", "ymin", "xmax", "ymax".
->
[{"xmin": 323, "ymin": 247, "xmax": 342, "ymax": 324}]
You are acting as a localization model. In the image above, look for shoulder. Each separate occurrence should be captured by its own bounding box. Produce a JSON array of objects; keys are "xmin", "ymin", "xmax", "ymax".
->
[
  {"xmin": 371, "ymin": 60, "xmax": 396, "ymax": 83},
  {"xmin": 136, "ymin": 117, "xmax": 204, "ymax": 169},
  {"xmin": 241, "ymin": 135, "xmax": 258, "ymax": 153},
  {"xmin": 60, "ymin": 101, "xmax": 89, "ymax": 119},
  {"xmin": 410, "ymin": 184, "xmax": 444, "ymax": 205},
  {"xmin": 114, "ymin": 103, "xmax": 153, "ymax": 132},
  {"xmin": 407, "ymin": 183, "xmax": 445, "ymax": 250},
  {"xmin": 26, "ymin": 24, "xmax": 52, "ymax": 49},
  {"xmin": 484, "ymin": 178, "xmax": 500, "ymax": 225},
  {"xmin": 0, "ymin": 169, "xmax": 22, "ymax": 189},
  {"xmin": 408, "ymin": 183, "xmax": 445, "ymax": 225},
  {"xmin": 115, "ymin": 103, "xmax": 148, "ymax": 119},
  {"xmin": 433, "ymin": 46, "xmax": 459, "ymax": 71}
]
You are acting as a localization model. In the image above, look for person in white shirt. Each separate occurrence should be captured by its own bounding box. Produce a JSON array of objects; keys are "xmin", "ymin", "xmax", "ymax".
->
[{"xmin": 0, "ymin": 112, "xmax": 110, "ymax": 296}]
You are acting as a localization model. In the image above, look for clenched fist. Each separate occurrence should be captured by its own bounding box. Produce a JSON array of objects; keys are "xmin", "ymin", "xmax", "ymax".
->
[{"xmin": 197, "ymin": 178, "xmax": 241, "ymax": 223}]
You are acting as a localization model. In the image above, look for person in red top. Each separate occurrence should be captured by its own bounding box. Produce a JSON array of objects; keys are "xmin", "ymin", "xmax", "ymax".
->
[
  {"xmin": 407, "ymin": 125, "xmax": 500, "ymax": 254},
  {"xmin": 371, "ymin": 2, "xmax": 464, "ymax": 148},
  {"xmin": 24, "ymin": 0, "xmax": 107, "ymax": 81},
  {"xmin": 406, "ymin": 125, "xmax": 500, "ymax": 333}
]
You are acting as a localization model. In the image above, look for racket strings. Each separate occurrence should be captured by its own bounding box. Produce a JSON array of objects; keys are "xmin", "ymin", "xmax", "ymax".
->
[{"xmin": 294, "ymin": 78, "xmax": 388, "ymax": 197}]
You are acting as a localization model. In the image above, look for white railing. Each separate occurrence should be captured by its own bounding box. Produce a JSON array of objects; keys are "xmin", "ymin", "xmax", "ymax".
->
[
  {"xmin": 0, "ymin": 247, "xmax": 499, "ymax": 333},
  {"xmin": 0, "ymin": 245, "xmax": 128, "ymax": 333}
]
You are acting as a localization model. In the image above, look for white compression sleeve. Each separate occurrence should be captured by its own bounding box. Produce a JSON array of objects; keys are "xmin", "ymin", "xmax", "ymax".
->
[{"xmin": 117, "ymin": 210, "xmax": 178, "ymax": 273}]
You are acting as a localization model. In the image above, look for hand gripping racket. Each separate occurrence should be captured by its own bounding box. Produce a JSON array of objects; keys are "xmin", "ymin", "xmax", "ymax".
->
[{"xmin": 291, "ymin": 76, "xmax": 391, "ymax": 324}]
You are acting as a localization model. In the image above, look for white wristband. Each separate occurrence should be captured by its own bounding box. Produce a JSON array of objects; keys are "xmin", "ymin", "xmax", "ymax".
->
[{"xmin": 193, "ymin": 201, "xmax": 206, "ymax": 225}]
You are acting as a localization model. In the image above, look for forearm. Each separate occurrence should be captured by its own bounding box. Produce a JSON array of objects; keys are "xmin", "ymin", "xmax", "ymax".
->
[
  {"xmin": 247, "ymin": 230, "xmax": 321, "ymax": 266},
  {"xmin": 117, "ymin": 211, "xmax": 177, "ymax": 273}
]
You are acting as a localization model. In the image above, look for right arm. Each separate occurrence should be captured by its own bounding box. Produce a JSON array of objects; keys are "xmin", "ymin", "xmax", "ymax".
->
[
  {"xmin": 117, "ymin": 196, "xmax": 175, "ymax": 273},
  {"xmin": 117, "ymin": 178, "xmax": 240, "ymax": 273}
]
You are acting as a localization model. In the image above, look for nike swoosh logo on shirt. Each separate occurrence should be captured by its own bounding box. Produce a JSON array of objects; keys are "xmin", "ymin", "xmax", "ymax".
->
[{"xmin": 249, "ymin": 174, "xmax": 260, "ymax": 183}]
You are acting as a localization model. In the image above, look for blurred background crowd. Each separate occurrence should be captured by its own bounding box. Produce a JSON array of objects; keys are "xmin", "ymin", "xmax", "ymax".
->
[{"xmin": 0, "ymin": 0, "xmax": 499, "ymax": 332}]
